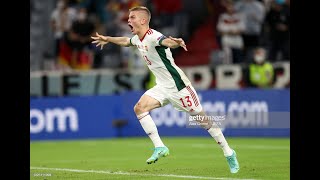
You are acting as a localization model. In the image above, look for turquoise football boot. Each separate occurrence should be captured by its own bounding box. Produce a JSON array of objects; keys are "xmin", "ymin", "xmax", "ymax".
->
[
  {"xmin": 226, "ymin": 149, "xmax": 240, "ymax": 173},
  {"xmin": 146, "ymin": 146, "xmax": 170, "ymax": 164}
]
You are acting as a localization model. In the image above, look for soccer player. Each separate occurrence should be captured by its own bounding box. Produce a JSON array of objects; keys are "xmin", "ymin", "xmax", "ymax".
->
[{"xmin": 91, "ymin": 6, "xmax": 240, "ymax": 173}]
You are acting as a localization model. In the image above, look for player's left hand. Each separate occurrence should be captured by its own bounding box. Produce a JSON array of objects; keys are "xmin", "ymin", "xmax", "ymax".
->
[{"xmin": 169, "ymin": 36, "xmax": 188, "ymax": 51}]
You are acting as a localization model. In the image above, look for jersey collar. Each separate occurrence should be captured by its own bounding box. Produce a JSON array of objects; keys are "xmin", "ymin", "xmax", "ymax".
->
[{"xmin": 140, "ymin": 28, "xmax": 151, "ymax": 42}]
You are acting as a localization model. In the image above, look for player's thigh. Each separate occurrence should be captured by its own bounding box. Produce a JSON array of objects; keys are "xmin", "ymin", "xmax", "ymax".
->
[
  {"xmin": 169, "ymin": 85, "xmax": 203, "ymax": 115},
  {"xmin": 135, "ymin": 94, "xmax": 161, "ymax": 112},
  {"xmin": 135, "ymin": 86, "xmax": 169, "ymax": 113}
]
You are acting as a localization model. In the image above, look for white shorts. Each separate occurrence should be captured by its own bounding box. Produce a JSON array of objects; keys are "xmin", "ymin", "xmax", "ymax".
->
[{"xmin": 144, "ymin": 84, "xmax": 203, "ymax": 115}]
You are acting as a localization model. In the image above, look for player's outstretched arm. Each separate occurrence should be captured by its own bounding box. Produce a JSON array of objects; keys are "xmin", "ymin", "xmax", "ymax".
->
[
  {"xmin": 91, "ymin": 32, "xmax": 132, "ymax": 50},
  {"xmin": 161, "ymin": 36, "xmax": 188, "ymax": 51}
]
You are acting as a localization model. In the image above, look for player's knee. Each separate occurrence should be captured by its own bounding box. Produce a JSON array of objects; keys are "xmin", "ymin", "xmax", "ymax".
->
[
  {"xmin": 133, "ymin": 103, "xmax": 140, "ymax": 114},
  {"xmin": 134, "ymin": 102, "xmax": 147, "ymax": 115},
  {"xmin": 202, "ymin": 120, "xmax": 213, "ymax": 130},
  {"xmin": 189, "ymin": 108, "xmax": 203, "ymax": 116}
]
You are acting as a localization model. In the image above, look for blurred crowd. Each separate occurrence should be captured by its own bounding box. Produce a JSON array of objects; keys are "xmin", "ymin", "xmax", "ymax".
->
[
  {"xmin": 30, "ymin": 0, "xmax": 289, "ymax": 88},
  {"xmin": 44, "ymin": 0, "xmax": 189, "ymax": 70},
  {"xmin": 215, "ymin": 0, "xmax": 289, "ymax": 64}
]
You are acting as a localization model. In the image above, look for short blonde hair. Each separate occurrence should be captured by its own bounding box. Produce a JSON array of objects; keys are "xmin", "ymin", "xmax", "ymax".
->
[{"xmin": 129, "ymin": 6, "xmax": 151, "ymax": 23}]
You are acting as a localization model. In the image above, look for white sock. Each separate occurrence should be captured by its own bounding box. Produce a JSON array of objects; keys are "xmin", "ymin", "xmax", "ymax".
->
[
  {"xmin": 138, "ymin": 112, "xmax": 165, "ymax": 147},
  {"xmin": 207, "ymin": 126, "xmax": 233, "ymax": 157}
]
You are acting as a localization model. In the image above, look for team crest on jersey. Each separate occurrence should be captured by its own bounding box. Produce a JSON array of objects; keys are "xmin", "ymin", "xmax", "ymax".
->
[{"xmin": 136, "ymin": 45, "xmax": 148, "ymax": 51}]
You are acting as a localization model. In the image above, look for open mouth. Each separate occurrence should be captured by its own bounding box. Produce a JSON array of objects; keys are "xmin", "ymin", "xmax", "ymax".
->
[{"xmin": 128, "ymin": 24, "xmax": 133, "ymax": 32}]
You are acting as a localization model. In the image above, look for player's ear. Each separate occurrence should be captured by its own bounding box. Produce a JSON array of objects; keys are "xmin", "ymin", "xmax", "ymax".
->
[{"xmin": 140, "ymin": 18, "xmax": 145, "ymax": 25}]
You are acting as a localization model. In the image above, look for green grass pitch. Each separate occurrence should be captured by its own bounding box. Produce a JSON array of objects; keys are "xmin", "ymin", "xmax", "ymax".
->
[{"xmin": 30, "ymin": 137, "xmax": 290, "ymax": 179}]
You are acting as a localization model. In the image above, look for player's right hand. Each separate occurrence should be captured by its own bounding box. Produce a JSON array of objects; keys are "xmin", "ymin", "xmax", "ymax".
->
[{"xmin": 91, "ymin": 32, "xmax": 109, "ymax": 50}]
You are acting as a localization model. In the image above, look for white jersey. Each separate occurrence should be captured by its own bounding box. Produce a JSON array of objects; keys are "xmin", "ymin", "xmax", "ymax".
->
[{"xmin": 130, "ymin": 28, "xmax": 190, "ymax": 91}]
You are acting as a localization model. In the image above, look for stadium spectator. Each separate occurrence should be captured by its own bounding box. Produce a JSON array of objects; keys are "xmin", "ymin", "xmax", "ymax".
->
[
  {"xmin": 249, "ymin": 47, "xmax": 274, "ymax": 88},
  {"xmin": 151, "ymin": 0, "xmax": 185, "ymax": 38},
  {"xmin": 208, "ymin": 0, "xmax": 228, "ymax": 48},
  {"xmin": 50, "ymin": 0, "xmax": 77, "ymax": 60},
  {"xmin": 217, "ymin": 0, "xmax": 245, "ymax": 64},
  {"xmin": 265, "ymin": 0, "xmax": 290, "ymax": 61},
  {"xmin": 77, "ymin": 0, "xmax": 109, "ymax": 24},
  {"xmin": 261, "ymin": 0, "xmax": 274, "ymax": 12},
  {"xmin": 57, "ymin": 7, "xmax": 96, "ymax": 70},
  {"xmin": 234, "ymin": 0, "xmax": 266, "ymax": 62}
]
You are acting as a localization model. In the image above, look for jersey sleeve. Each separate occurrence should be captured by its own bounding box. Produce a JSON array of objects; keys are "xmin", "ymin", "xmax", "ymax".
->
[
  {"xmin": 152, "ymin": 31, "xmax": 167, "ymax": 47},
  {"xmin": 129, "ymin": 35, "xmax": 138, "ymax": 46}
]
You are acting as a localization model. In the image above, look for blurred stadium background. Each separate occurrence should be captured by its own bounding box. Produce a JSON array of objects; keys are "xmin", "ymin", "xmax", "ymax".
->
[{"xmin": 30, "ymin": 0, "xmax": 290, "ymax": 179}]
